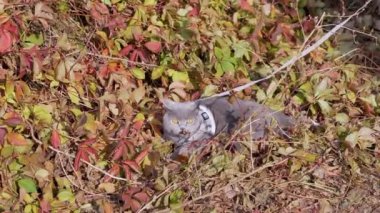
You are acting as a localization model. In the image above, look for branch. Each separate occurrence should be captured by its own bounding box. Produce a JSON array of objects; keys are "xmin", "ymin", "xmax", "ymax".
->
[
  {"xmin": 86, "ymin": 52, "xmax": 158, "ymax": 67},
  {"xmin": 202, "ymin": 0, "xmax": 372, "ymax": 100}
]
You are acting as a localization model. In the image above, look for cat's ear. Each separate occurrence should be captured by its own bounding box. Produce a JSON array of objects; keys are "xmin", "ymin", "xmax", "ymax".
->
[
  {"xmin": 162, "ymin": 99, "xmax": 181, "ymax": 111},
  {"xmin": 162, "ymin": 99, "xmax": 199, "ymax": 110}
]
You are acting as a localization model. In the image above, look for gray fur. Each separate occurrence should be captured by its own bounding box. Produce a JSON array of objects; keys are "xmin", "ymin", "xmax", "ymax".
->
[{"xmin": 162, "ymin": 96, "xmax": 294, "ymax": 145}]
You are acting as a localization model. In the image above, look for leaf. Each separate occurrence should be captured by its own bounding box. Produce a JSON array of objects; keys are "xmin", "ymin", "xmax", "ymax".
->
[
  {"xmin": 317, "ymin": 100, "xmax": 332, "ymax": 115},
  {"xmin": 335, "ymin": 113, "xmax": 349, "ymax": 124},
  {"xmin": 7, "ymin": 132, "xmax": 28, "ymax": 146},
  {"xmin": 290, "ymin": 150, "xmax": 317, "ymax": 162},
  {"xmin": 23, "ymin": 33, "xmax": 44, "ymax": 48},
  {"xmin": 314, "ymin": 77, "xmax": 329, "ymax": 98},
  {"xmin": 33, "ymin": 104, "xmax": 53, "ymax": 125},
  {"xmin": 67, "ymin": 86, "xmax": 80, "ymax": 105},
  {"xmin": 35, "ymin": 169, "xmax": 49, "ymax": 181},
  {"xmin": 132, "ymin": 86, "xmax": 145, "ymax": 103},
  {"xmin": 98, "ymin": 183, "xmax": 116, "ymax": 193},
  {"xmin": 57, "ymin": 190, "xmax": 74, "ymax": 202},
  {"xmin": 151, "ymin": 66, "xmax": 165, "ymax": 80},
  {"xmin": 214, "ymin": 47, "xmax": 224, "ymax": 60},
  {"xmin": 18, "ymin": 178, "xmax": 37, "ymax": 193},
  {"xmin": 0, "ymin": 128, "xmax": 7, "ymax": 145},
  {"xmin": 131, "ymin": 68, "xmax": 145, "ymax": 80},
  {"xmin": 202, "ymin": 84, "xmax": 218, "ymax": 97},
  {"xmin": 345, "ymin": 131, "xmax": 359, "ymax": 148},
  {"xmin": 232, "ymin": 40, "xmax": 251, "ymax": 59},
  {"xmin": 168, "ymin": 69, "xmax": 189, "ymax": 82},
  {"xmin": 135, "ymin": 146, "xmax": 150, "ymax": 164},
  {"xmin": 50, "ymin": 129, "xmax": 61, "ymax": 149},
  {"xmin": 220, "ymin": 60, "xmax": 235, "ymax": 73},
  {"xmin": 144, "ymin": 41, "xmax": 161, "ymax": 53},
  {"xmin": 0, "ymin": 29, "xmax": 12, "ymax": 53}
]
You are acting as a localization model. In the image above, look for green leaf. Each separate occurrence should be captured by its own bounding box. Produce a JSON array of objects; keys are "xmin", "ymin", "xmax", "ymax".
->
[
  {"xmin": 33, "ymin": 104, "xmax": 53, "ymax": 125},
  {"xmin": 168, "ymin": 69, "xmax": 189, "ymax": 82},
  {"xmin": 18, "ymin": 178, "xmax": 37, "ymax": 193},
  {"xmin": 220, "ymin": 60, "xmax": 235, "ymax": 74},
  {"xmin": 214, "ymin": 47, "xmax": 224, "ymax": 60},
  {"xmin": 67, "ymin": 86, "xmax": 80, "ymax": 105},
  {"xmin": 214, "ymin": 62, "xmax": 224, "ymax": 77},
  {"xmin": 23, "ymin": 33, "xmax": 44, "ymax": 48},
  {"xmin": 57, "ymin": 190, "xmax": 74, "ymax": 202},
  {"xmin": 232, "ymin": 40, "xmax": 251, "ymax": 59},
  {"xmin": 151, "ymin": 66, "xmax": 165, "ymax": 80},
  {"xmin": 131, "ymin": 68, "xmax": 145, "ymax": 80}
]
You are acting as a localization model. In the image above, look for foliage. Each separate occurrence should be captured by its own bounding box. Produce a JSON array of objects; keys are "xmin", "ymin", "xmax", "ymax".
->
[{"xmin": 0, "ymin": 0, "xmax": 379, "ymax": 212}]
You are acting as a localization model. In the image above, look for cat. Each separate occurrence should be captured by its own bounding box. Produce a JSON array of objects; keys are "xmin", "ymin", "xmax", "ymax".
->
[{"xmin": 162, "ymin": 96, "xmax": 294, "ymax": 147}]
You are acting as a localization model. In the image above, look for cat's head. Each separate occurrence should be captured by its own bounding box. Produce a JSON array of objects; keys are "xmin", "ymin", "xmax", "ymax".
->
[{"xmin": 162, "ymin": 99, "xmax": 202, "ymax": 141}]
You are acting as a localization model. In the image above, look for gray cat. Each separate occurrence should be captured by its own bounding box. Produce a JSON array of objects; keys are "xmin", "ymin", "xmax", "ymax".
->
[{"xmin": 162, "ymin": 96, "xmax": 294, "ymax": 146}]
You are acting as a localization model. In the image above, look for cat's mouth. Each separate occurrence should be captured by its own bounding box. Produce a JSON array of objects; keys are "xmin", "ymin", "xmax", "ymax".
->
[{"xmin": 179, "ymin": 128, "xmax": 190, "ymax": 136}]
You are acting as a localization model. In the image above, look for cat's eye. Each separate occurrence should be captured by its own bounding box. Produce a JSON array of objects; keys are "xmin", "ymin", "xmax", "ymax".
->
[
  {"xmin": 186, "ymin": 118, "xmax": 194, "ymax": 124},
  {"xmin": 170, "ymin": 119, "xmax": 179, "ymax": 124}
]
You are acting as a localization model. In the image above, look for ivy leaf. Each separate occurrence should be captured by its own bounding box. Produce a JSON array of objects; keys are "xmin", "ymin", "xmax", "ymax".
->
[{"xmin": 232, "ymin": 40, "xmax": 251, "ymax": 59}]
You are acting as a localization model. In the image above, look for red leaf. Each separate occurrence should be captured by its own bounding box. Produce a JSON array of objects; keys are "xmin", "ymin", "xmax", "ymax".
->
[
  {"xmin": 124, "ymin": 160, "xmax": 141, "ymax": 173},
  {"xmin": 239, "ymin": 0, "xmax": 254, "ymax": 13},
  {"xmin": 0, "ymin": 128, "xmax": 7, "ymax": 145},
  {"xmin": 74, "ymin": 150, "xmax": 83, "ymax": 171},
  {"xmin": 50, "ymin": 129, "xmax": 60, "ymax": 149},
  {"xmin": 133, "ymin": 192, "xmax": 150, "ymax": 203},
  {"xmin": 104, "ymin": 164, "xmax": 120, "ymax": 182},
  {"xmin": 0, "ymin": 29, "xmax": 12, "ymax": 53},
  {"xmin": 122, "ymin": 164, "xmax": 132, "ymax": 179},
  {"xmin": 39, "ymin": 199, "xmax": 51, "ymax": 213},
  {"xmin": 129, "ymin": 50, "xmax": 138, "ymax": 61},
  {"xmin": 188, "ymin": 5, "xmax": 199, "ymax": 17},
  {"xmin": 84, "ymin": 146, "xmax": 98, "ymax": 158},
  {"xmin": 130, "ymin": 199, "xmax": 142, "ymax": 212},
  {"xmin": 136, "ymin": 50, "xmax": 149, "ymax": 63},
  {"xmin": 134, "ymin": 146, "xmax": 151, "ymax": 164},
  {"xmin": 112, "ymin": 142, "xmax": 126, "ymax": 161},
  {"xmin": 132, "ymin": 120, "xmax": 144, "ymax": 131},
  {"xmin": 119, "ymin": 45, "xmax": 133, "ymax": 57},
  {"xmin": 144, "ymin": 41, "xmax": 161, "ymax": 54},
  {"xmin": 82, "ymin": 138, "xmax": 96, "ymax": 145}
]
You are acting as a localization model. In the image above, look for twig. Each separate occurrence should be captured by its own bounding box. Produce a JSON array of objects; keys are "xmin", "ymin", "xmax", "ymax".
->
[
  {"xmin": 202, "ymin": 0, "xmax": 372, "ymax": 100},
  {"xmin": 86, "ymin": 52, "xmax": 158, "ymax": 67},
  {"xmin": 25, "ymin": 120, "xmax": 141, "ymax": 184}
]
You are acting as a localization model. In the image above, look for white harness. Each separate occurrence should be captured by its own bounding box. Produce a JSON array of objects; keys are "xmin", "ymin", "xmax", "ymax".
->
[{"xmin": 198, "ymin": 105, "xmax": 216, "ymax": 135}]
